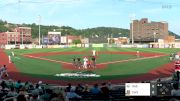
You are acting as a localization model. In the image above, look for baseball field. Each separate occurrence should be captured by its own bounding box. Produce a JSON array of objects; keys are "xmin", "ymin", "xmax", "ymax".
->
[{"xmin": 2, "ymin": 47, "xmax": 179, "ymax": 85}]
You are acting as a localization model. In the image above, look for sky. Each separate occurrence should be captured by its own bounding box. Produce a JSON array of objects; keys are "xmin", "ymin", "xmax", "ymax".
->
[{"xmin": 0, "ymin": 0, "xmax": 180, "ymax": 34}]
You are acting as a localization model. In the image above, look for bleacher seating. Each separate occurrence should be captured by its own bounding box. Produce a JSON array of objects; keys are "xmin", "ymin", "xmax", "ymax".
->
[{"xmin": 0, "ymin": 74, "xmax": 180, "ymax": 101}]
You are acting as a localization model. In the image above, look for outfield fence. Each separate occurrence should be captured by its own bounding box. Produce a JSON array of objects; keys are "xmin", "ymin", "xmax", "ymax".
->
[{"xmin": 4, "ymin": 42, "xmax": 180, "ymax": 49}]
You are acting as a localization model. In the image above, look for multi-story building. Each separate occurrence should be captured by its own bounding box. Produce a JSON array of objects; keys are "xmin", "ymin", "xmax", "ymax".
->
[
  {"xmin": 0, "ymin": 32, "xmax": 7, "ymax": 46},
  {"xmin": 6, "ymin": 31, "xmax": 20, "ymax": 44},
  {"xmin": 130, "ymin": 18, "xmax": 169, "ymax": 43},
  {"xmin": 0, "ymin": 27, "xmax": 32, "ymax": 46},
  {"xmin": 67, "ymin": 35, "xmax": 81, "ymax": 44},
  {"xmin": 16, "ymin": 27, "xmax": 32, "ymax": 44}
]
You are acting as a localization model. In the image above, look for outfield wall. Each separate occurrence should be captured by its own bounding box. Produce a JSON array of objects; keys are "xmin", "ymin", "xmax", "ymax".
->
[{"xmin": 3, "ymin": 43, "xmax": 180, "ymax": 49}]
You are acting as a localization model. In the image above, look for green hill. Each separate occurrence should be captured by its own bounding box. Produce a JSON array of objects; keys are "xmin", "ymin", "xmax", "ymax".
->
[{"xmin": 0, "ymin": 19, "xmax": 179, "ymax": 39}]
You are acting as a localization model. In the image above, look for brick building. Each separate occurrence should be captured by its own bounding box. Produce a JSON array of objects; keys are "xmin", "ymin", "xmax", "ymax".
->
[
  {"xmin": 6, "ymin": 31, "xmax": 20, "ymax": 44},
  {"xmin": 0, "ymin": 32, "xmax": 7, "ymax": 46},
  {"xmin": 16, "ymin": 27, "xmax": 32, "ymax": 44},
  {"xmin": 0, "ymin": 27, "xmax": 32, "ymax": 46},
  {"xmin": 67, "ymin": 35, "xmax": 81, "ymax": 44},
  {"xmin": 130, "ymin": 18, "xmax": 169, "ymax": 43}
]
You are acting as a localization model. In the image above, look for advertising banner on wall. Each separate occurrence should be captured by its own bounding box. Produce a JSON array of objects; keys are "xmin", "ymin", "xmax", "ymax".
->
[
  {"xmin": 92, "ymin": 44, "xmax": 104, "ymax": 47},
  {"xmin": 175, "ymin": 43, "xmax": 180, "ymax": 48},
  {"xmin": 60, "ymin": 36, "xmax": 67, "ymax": 44},
  {"xmin": 48, "ymin": 32, "xmax": 61, "ymax": 44},
  {"xmin": 43, "ymin": 37, "xmax": 49, "ymax": 44}
]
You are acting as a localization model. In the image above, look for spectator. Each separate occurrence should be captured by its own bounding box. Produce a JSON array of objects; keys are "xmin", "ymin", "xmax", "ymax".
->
[
  {"xmin": 90, "ymin": 84, "xmax": 101, "ymax": 94},
  {"xmin": 65, "ymin": 83, "xmax": 71, "ymax": 92},
  {"xmin": 44, "ymin": 83, "xmax": 50, "ymax": 90},
  {"xmin": 82, "ymin": 84, "xmax": 89, "ymax": 93},
  {"xmin": 66, "ymin": 87, "xmax": 82, "ymax": 100},
  {"xmin": 24, "ymin": 81, "xmax": 30, "ymax": 91},
  {"xmin": 15, "ymin": 80, "xmax": 22, "ymax": 90},
  {"xmin": 50, "ymin": 89, "xmax": 67, "ymax": 101},
  {"xmin": 157, "ymin": 78, "xmax": 161, "ymax": 82},
  {"xmin": 171, "ymin": 83, "xmax": 180, "ymax": 96},
  {"xmin": 7, "ymin": 79, "xmax": 14, "ymax": 89},
  {"xmin": 35, "ymin": 82, "xmax": 43, "ymax": 96},
  {"xmin": 35, "ymin": 83, "xmax": 40, "ymax": 90},
  {"xmin": 29, "ymin": 89, "xmax": 42, "ymax": 101},
  {"xmin": 101, "ymin": 83, "xmax": 110, "ymax": 98},
  {"xmin": 49, "ymin": 93, "xmax": 58, "ymax": 101},
  {"xmin": 75, "ymin": 84, "xmax": 84, "ymax": 94},
  {"xmin": 17, "ymin": 94, "xmax": 27, "ymax": 101},
  {"xmin": 19, "ymin": 87, "xmax": 28, "ymax": 96},
  {"xmin": 0, "ymin": 80, "xmax": 7, "ymax": 90},
  {"xmin": 3, "ymin": 65, "xmax": 8, "ymax": 77},
  {"xmin": 29, "ymin": 84, "xmax": 35, "ymax": 91},
  {"xmin": 172, "ymin": 71, "xmax": 180, "ymax": 82},
  {"xmin": 107, "ymin": 82, "xmax": 113, "ymax": 91},
  {"xmin": 41, "ymin": 89, "xmax": 52, "ymax": 101},
  {"xmin": 7, "ymin": 87, "xmax": 18, "ymax": 97},
  {"xmin": 176, "ymin": 71, "xmax": 180, "ymax": 81},
  {"xmin": 38, "ymin": 81, "xmax": 43, "ymax": 88}
]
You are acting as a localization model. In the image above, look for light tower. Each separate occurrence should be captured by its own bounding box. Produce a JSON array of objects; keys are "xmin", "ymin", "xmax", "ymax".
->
[{"xmin": 38, "ymin": 15, "xmax": 41, "ymax": 46}]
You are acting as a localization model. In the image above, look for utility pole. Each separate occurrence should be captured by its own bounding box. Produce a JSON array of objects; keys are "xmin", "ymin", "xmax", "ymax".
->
[
  {"xmin": 111, "ymin": 34, "xmax": 113, "ymax": 44},
  {"xmin": 41, "ymin": 34, "xmax": 43, "ymax": 45},
  {"xmin": 22, "ymin": 29, "xmax": 23, "ymax": 45},
  {"xmin": 7, "ymin": 31, "xmax": 9, "ymax": 45},
  {"xmin": 15, "ymin": 29, "xmax": 17, "ymax": 45},
  {"xmin": 153, "ymin": 32, "xmax": 156, "ymax": 43},
  {"xmin": 108, "ymin": 34, "xmax": 110, "ymax": 45},
  {"xmin": 38, "ymin": 15, "xmax": 41, "ymax": 46}
]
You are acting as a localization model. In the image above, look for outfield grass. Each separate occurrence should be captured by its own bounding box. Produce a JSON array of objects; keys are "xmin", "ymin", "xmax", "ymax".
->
[
  {"xmin": 43, "ymin": 53, "xmax": 137, "ymax": 63},
  {"xmin": 5, "ymin": 48, "xmax": 180, "ymax": 81}
]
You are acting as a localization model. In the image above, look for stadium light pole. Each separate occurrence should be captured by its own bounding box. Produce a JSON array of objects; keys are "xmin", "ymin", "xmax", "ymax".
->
[
  {"xmin": 118, "ymin": 33, "xmax": 122, "ymax": 44},
  {"xmin": 14, "ymin": 35, "xmax": 16, "ymax": 45},
  {"xmin": 111, "ymin": 34, "xmax": 113, "ymax": 44},
  {"xmin": 38, "ymin": 15, "xmax": 41, "ymax": 46},
  {"xmin": 7, "ymin": 31, "xmax": 9, "ymax": 45},
  {"xmin": 15, "ymin": 29, "xmax": 17, "ymax": 45},
  {"xmin": 153, "ymin": 32, "xmax": 156, "ymax": 43},
  {"xmin": 41, "ymin": 34, "xmax": 43, "ymax": 45},
  {"xmin": 108, "ymin": 34, "xmax": 110, "ymax": 45},
  {"xmin": 22, "ymin": 29, "xmax": 23, "ymax": 45}
]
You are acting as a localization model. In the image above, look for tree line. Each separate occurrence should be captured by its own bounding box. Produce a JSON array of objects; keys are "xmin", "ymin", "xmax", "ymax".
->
[{"xmin": 0, "ymin": 19, "xmax": 179, "ymax": 39}]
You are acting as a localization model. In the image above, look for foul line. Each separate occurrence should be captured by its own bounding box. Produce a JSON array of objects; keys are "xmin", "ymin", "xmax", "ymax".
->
[
  {"xmin": 23, "ymin": 55, "xmax": 73, "ymax": 65},
  {"xmin": 23, "ymin": 54, "xmax": 168, "ymax": 66},
  {"xmin": 97, "ymin": 54, "xmax": 167, "ymax": 65}
]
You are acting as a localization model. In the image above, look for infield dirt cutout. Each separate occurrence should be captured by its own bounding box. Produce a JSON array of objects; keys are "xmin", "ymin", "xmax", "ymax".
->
[{"xmin": 0, "ymin": 49, "xmax": 174, "ymax": 85}]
